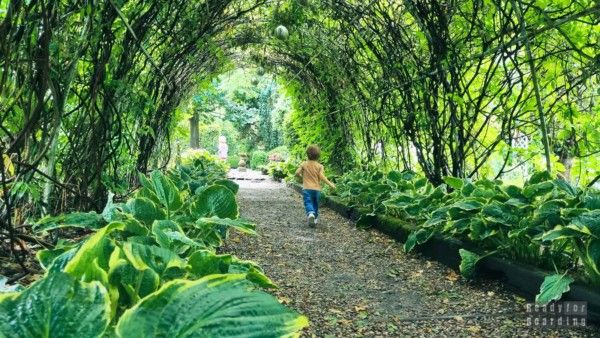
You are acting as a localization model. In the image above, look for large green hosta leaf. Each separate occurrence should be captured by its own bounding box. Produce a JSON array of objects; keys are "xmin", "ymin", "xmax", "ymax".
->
[
  {"xmin": 443, "ymin": 176, "xmax": 464, "ymax": 190},
  {"xmin": 125, "ymin": 197, "xmax": 166, "ymax": 226},
  {"xmin": 535, "ymin": 273, "xmax": 574, "ymax": 305},
  {"xmin": 152, "ymin": 220, "xmax": 205, "ymax": 253},
  {"xmin": 522, "ymin": 181, "xmax": 554, "ymax": 199},
  {"xmin": 64, "ymin": 223, "xmax": 123, "ymax": 282},
  {"xmin": 191, "ymin": 185, "xmax": 238, "ymax": 219},
  {"xmin": 586, "ymin": 239, "xmax": 600, "ymax": 275},
  {"xmin": 403, "ymin": 228, "xmax": 434, "ymax": 253},
  {"xmin": 528, "ymin": 171, "xmax": 552, "ymax": 185},
  {"xmin": 36, "ymin": 241, "xmax": 79, "ymax": 270},
  {"xmin": 187, "ymin": 250, "xmax": 276, "ymax": 288},
  {"xmin": 197, "ymin": 217, "xmax": 256, "ymax": 235},
  {"xmin": 213, "ymin": 179, "xmax": 240, "ymax": 194},
  {"xmin": 121, "ymin": 241, "xmax": 186, "ymax": 279},
  {"xmin": 191, "ymin": 217, "xmax": 256, "ymax": 248},
  {"xmin": 582, "ymin": 191, "xmax": 600, "ymax": 210},
  {"xmin": 33, "ymin": 211, "xmax": 105, "ymax": 232},
  {"xmin": 481, "ymin": 202, "xmax": 520, "ymax": 226},
  {"xmin": 531, "ymin": 200, "xmax": 567, "ymax": 227},
  {"xmin": 108, "ymin": 247, "xmax": 160, "ymax": 308},
  {"xmin": 0, "ymin": 272, "xmax": 110, "ymax": 338},
  {"xmin": 571, "ymin": 209, "xmax": 600, "ymax": 236},
  {"xmin": 459, "ymin": 249, "xmax": 481, "ymax": 279},
  {"xmin": 115, "ymin": 274, "xmax": 308, "ymax": 338},
  {"xmin": 151, "ymin": 170, "xmax": 183, "ymax": 215}
]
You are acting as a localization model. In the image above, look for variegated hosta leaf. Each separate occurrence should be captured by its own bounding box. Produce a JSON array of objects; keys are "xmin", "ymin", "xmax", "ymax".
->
[
  {"xmin": 150, "ymin": 170, "xmax": 183, "ymax": 214},
  {"xmin": 458, "ymin": 249, "xmax": 481, "ymax": 279},
  {"xmin": 152, "ymin": 220, "xmax": 205, "ymax": 253},
  {"xmin": 213, "ymin": 179, "xmax": 240, "ymax": 194},
  {"xmin": 571, "ymin": 209, "xmax": 600, "ymax": 237},
  {"xmin": 125, "ymin": 197, "xmax": 166, "ymax": 226},
  {"xmin": 36, "ymin": 242, "xmax": 79, "ymax": 270},
  {"xmin": 64, "ymin": 222, "xmax": 124, "ymax": 282},
  {"xmin": 115, "ymin": 274, "xmax": 308, "ymax": 338},
  {"xmin": 197, "ymin": 217, "xmax": 256, "ymax": 235},
  {"xmin": 403, "ymin": 228, "xmax": 434, "ymax": 253},
  {"xmin": 108, "ymin": 247, "xmax": 160, "ymax": 308},
  {"xmin": 188, "ymin": 250, "xmax": 276, "ymax": 288},
  {"xmin": 33, "ymin": 211, "xmax": 105, "ymax": 232},
  {"xmin": 0, "ymin": 272, "xmax": 110, "ymax": 338},
  {"xmin": 191, "ymin": 185, "xmax": 239, "ymax": 219},
  {"xmin": 535, "ymin": 273, "xmax": 574, "ymax": 305},
  {"xmin": 121, "ymin": 241, "xmax": 187, "ymax": 279}
]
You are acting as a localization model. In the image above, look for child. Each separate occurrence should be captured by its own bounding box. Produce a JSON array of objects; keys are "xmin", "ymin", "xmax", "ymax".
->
[{"xmin": 295, "ymin": 145, "xmax": 336, "ymax": 227}]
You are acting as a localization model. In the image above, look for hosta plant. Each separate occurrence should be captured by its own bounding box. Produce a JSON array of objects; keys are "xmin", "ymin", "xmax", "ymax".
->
[{"xmin": 1, "ymin": 165, "xmax": 307, "ymax": 337}]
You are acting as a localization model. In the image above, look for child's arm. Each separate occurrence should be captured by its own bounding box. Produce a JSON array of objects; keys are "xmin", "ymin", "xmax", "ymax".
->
[
  {"xmin": 319, "ymin": 166, "xmax": 336, "ymax": 189},
  {"xmin": 295, "ymin": 164, "xmax": 303, "ymax": 178}
]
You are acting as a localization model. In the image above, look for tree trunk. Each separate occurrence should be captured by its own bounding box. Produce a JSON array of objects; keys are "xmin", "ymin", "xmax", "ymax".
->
[{"xmin": 189, "ymin": 112, "xmax": 199, "ymax": 149}]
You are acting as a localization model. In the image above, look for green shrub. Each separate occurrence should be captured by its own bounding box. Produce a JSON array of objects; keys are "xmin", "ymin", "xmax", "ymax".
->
[
  {"xmin": 179, "ymin": 149, "xmax": 228, "ymax": 178},
  {"xmin": 266, "ymin": 160, "xmax": 297, "ymax": 182},
  {"xmin": 250, "ymin": 151, "xmax": 268, "ymax": 169},
  {"xmin": 268, "ymin": 146, "xmax": 289, "ymax": 162},
  {"xmin": 228, "ymin": 156, "xmax": 239, "ymax": 169}
]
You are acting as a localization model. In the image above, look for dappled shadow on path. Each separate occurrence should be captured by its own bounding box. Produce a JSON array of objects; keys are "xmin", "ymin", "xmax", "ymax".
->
[{"xmin": 223, "ymin": 177, "xmax": 598, "ymax": 337}]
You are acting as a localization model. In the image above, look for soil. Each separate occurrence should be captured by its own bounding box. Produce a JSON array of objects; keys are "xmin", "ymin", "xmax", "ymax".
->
[{"xmin": 224, "ymin": 172, "xmax": 600, "ymax": 338}]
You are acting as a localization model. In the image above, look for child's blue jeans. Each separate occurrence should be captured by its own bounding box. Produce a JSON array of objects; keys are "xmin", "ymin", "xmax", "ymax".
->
[{"xmin": 302, "ymin": 189, "xmax": 320, "ymax": 218}]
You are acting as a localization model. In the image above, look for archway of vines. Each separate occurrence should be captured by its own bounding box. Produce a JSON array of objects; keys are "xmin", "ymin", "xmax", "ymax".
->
[{"xmin": 1, "ymin": 0, "xmax": 600, "ymax": 263}]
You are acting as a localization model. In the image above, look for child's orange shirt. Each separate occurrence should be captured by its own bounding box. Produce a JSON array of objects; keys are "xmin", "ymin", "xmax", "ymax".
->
[{"xmin": 296, "ymin": 160, "xmax": 327, "ymax": 191}]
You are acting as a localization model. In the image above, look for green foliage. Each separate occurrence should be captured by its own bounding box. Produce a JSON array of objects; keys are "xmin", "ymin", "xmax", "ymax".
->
[
  {"xmin": 0, "ymin": 272, "xmax": 111, "ymax": 338},
  {"xmin": 0, "ymin": 164, "xmax": 306, "ymax": 337},
  {"xmin": 115, "ymin": 274, "xmax": 307, "ymax": 338},
  {"xmin": 250, "ymin": 151, "xmax": 269, "ymax": 169},
  {"xmin": 535, "ymin": 274, "xmax": 575, "ymax": 305},
  {"xmin": 227, "ymin": 155, "xmax": 240, "ymax": 169},
  {"xmin": 34, "ymin": 212, "xmax": 106, "ymax": 232},
  {"xmin": 197, "ymin": 120, "xmax": 241, "ymax": 156},
  {"xmin": 268, "ymin": 146, "xmax": 290, "ymax": 161},
  {"xmin": 458, "ymin": 249, "xmax": 481, "ymax": 279},
  {"xmin": 331, "ymin": 168, "xmax": 600, "ymax": 303},
  {"xmin": 267, "ymin": 160, "xmax": 298, "ymax": 182},
  {"xmin": 191, "ymin": 185, "xmax": 239, "ymax": 219}
]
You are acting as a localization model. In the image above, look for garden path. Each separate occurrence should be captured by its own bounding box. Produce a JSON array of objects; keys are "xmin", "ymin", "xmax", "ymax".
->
[{"xmin": 224, "ymin": 173, "xmax": 598, "ymax": 337}]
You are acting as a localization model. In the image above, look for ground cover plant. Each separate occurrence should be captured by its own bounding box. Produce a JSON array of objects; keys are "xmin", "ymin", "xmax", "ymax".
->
[
  {"xmin": 329, "ymin": 169, "xmax": 600, "ymax": 304},
  {"xmin": 0, "ymin": 156, "xmax": 308, "ymax": 337}
]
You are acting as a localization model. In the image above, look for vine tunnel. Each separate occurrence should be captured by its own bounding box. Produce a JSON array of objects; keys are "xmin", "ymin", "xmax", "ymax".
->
[
  {"xmin": 1, "ymin": 0, "xmax": 600, "ymax": 336},
  {"xmin": 2, "ymin": 0, "xmax": 599, "ymax": 214}
]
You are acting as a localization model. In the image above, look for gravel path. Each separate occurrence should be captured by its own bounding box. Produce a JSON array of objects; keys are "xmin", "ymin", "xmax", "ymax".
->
[{"xmin": 224, "ymin": 175, "xmax": 599, "ymax": 337}]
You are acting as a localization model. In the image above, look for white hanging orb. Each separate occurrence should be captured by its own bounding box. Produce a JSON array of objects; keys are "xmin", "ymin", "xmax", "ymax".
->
[{"xmin": 274, "ymin": 25, "xmax": 289, "ymax": 40}]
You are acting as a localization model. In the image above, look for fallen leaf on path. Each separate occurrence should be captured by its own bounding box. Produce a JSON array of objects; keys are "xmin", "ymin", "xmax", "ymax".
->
[
  {"xmin": 354, "ymin": 305, "xmax": 368, "ymax": 312},
  {"xmin": 446, "ymin": 270, "xmax": 459, "ymax": 282}
]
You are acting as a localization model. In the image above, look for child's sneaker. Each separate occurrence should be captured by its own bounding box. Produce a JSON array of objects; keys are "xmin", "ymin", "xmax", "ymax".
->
[{"xmin": 307, "ymin": 213, "xmax": 316, "ymax": 227}]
